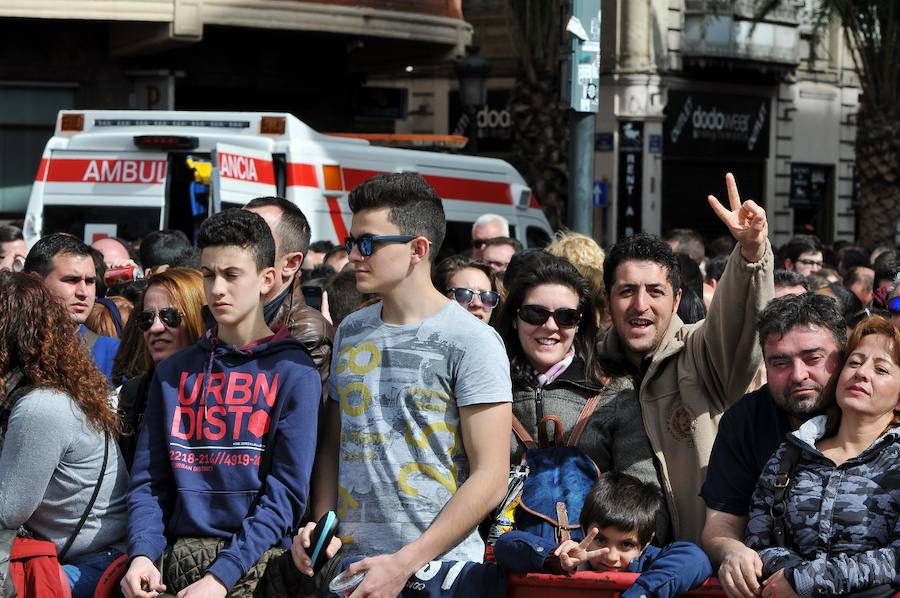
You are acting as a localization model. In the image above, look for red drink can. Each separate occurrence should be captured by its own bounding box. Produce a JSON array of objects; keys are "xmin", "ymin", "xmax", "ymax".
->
[{"xmin": 104, "ymin": 264, "xmax": 144, "ymax": 286}]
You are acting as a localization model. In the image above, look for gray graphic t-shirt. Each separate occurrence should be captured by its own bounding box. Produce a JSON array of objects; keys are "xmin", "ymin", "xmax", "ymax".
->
[{"xmin": 329, "ymin": 300, "xmax": 511, "ymax": 561}]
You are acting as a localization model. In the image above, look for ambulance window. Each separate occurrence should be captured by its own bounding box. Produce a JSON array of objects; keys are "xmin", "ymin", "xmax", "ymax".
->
[
  {"xmin": 43, "ymin": 206, "xmax": 161, "ymax": 245},
  {"xmin": 526, "ymin": 226, "xmax": 552, "ymax": 248}
]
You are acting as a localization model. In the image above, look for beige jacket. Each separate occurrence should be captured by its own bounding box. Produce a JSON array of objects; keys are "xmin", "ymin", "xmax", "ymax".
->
[{"xmin": 599, "ymin": 242, "xmax": 774, "ymax": 543}]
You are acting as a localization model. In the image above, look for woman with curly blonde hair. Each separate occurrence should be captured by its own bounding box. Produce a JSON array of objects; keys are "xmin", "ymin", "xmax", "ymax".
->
[
  {"xmin": 546, "ymin": 231, "xmax": 609, "ymax": 327},
  {"xmin": 0, "ymin": 271, "xmax": 129, "ymax": 598}
]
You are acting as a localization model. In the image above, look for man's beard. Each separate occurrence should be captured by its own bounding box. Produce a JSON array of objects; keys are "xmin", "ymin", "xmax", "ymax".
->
[{"xmin": 773, "ymin": 381, "xmax": 835, "ymax": 420}]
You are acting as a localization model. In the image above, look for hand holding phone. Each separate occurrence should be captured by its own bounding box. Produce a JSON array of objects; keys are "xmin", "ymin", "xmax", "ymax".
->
[{"xmin": 308, "ymin": 511, "xmax": 339, "ymax": 573}]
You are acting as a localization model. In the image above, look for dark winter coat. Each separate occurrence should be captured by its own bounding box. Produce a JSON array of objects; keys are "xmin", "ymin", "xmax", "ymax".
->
[{"xmin": 746, "ymin": 416, "xmax": 900, "ymax": 598}]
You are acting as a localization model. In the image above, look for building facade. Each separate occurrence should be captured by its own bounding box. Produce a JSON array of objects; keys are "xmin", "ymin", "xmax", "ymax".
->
[
  {"xmin": 0, "ymin": 0, "xmax": 471, "ymax": 215},
  {"xmin": 375, "ymin": 0, "xmax": 860, "ymax": 247},
  {"xmin": 596, "ymin": 0, "xmax": 859, "ymax": 247}
]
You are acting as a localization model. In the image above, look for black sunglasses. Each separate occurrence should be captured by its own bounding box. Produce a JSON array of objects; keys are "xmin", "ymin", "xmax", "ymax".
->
[
  {"xmin": 344, "ymin": 234, "xmax": 416, "ymax": 257},
  {"xmin": 517, "ymin": 305, "xmax": 581, "ymax": 328},
  {"xmin": 447, "ymin": 287, "xmax": 501, "ymax": 309},
  {"xmin": 471, "ymin": 238, "xmax": 489, "ymax": 249},
  {"xmin": 136, "ymin": 307, "xmax": 184, "ymax": 331}
]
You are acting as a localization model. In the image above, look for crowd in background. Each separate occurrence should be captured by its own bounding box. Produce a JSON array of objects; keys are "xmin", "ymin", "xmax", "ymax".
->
[{"xmin": 0, "ymin": 171, "xmax": 898, "ymax": 598}]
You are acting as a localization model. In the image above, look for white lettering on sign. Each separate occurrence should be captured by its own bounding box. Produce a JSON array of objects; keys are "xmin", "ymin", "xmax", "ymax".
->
[
  {"xmin": 82, "ymin": 160, "xmax": 166, "ymax": 184},
  {"xmin": 219, "ymin": 154, "xmax": 259, "ymax": 181}
]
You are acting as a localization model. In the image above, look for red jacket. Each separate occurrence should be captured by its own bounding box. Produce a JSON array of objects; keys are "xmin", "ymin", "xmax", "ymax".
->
[{"xmin": 9, "ymin": 537, "xmax": 70, "ymax": 598}]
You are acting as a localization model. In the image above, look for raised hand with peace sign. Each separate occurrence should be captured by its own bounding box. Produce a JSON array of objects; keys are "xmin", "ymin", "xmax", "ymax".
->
[
  {"xmin": 552, "ymin": 526, "xmax": 644, "ymax": 573},
  {"xmin": 707, "ymin": 172, "xmax": 769, "ymax": 263}
]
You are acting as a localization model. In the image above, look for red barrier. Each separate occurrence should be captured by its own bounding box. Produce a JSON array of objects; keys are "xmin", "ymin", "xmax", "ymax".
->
[
  {"xmin": 508, "ymin": 572, "xmax": 727, "ymax": 597},
  {"xmin": 94, "ymin": 553, "xmax": 128, "ymax": 598}
]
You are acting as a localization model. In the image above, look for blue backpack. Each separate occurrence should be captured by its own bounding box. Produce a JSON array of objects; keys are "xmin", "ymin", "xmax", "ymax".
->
[{"xmin": 511, "ymin": 394, "xmax": 602, "ymax": 544}]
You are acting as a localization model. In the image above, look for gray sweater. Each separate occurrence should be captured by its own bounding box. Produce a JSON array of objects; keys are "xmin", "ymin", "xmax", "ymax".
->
[{"xmin": 0, "ymin": 388, "xmax": 128, "ymax": 560}]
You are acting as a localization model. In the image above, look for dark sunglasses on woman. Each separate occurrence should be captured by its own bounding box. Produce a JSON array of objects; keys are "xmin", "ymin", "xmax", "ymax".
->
[
  {"xmin": 447, "ymin": 287, "xmax": 501, "ymax": 309},
  {"xmin": 136, "ymin": 307, "xmax": 184, "ymax": 331},
  {"xmin": 517, "ymin": 305, "xmax": 581, "ymax": 328}
]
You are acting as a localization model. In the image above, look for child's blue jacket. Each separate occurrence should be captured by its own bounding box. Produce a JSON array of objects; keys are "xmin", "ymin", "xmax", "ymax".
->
[{"xmin": 495, "ymin": 530, "xmax": 713, "ymax": 598}]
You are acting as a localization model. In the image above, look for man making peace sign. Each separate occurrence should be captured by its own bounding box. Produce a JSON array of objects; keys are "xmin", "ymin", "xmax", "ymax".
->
[{"xmin": 598, "ymin": 172, "xmax": 774, "ymax": 544}]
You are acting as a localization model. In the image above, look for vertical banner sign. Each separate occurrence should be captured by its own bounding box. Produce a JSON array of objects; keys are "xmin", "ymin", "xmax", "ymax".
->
[
  {"xmin": 617, "ymin": 121, "xmax": 643, "ymax": 238},
  {"xmin": 567, "ymin": 0, "xmax": 601, "ymax": 113}
]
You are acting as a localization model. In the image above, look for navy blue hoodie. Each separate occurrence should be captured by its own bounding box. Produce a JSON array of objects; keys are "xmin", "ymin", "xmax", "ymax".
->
[{"xmin": 127, "ymin": 327, "xmax": 321, "ymax": 589}]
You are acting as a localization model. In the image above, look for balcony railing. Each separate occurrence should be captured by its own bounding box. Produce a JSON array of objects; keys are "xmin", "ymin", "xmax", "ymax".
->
[{"xmin": 683, "ymin": 0, "xmax": 802, "ymax": 66}]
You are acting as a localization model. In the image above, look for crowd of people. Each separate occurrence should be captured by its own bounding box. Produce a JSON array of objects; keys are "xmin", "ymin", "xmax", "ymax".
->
[{"xmin": 0, "ymin": 171, "xmax": 897, "ymax": 598}]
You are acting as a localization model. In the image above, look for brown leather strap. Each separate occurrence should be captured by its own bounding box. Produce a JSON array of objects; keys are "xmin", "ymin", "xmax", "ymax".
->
[
  {"xmin": 511, "ymin": 416, "xmax": 537, "ymax": 449},
  {"xmin": 538, "ymin": 416, "xmax": 564, "ymax": 448},
  {"xmin": 567, "ymin": 394, "xmax": 603, "ymax": 447},
  {"xmin": 556, "ymin": 502, "xmax": 571, "ymax": 543}
]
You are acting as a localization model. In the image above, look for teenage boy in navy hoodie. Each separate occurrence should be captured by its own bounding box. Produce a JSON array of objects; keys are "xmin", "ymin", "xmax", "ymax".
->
[{"xmin": 121, "ymin": 209, "xmax": 321, "ymax": 598}]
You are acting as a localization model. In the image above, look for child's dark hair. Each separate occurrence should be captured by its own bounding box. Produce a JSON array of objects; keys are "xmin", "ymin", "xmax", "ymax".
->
[
  {"xmin": 198, "ymin": 208, "xmax": 276, "ymax": 271},
  {"xmin": 579, "ymin": 472, "xmax": 662, "ymax": 546},
  {"xmin": 347, "ymin": 172, "xmax": 446, "ymax": 262}
]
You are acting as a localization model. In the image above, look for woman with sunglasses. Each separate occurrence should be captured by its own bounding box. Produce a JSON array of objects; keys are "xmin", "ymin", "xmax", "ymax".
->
[
  {"xmin": 493, "ymin": 254, "xmax": 660, "ymax": 516},
  {"xmin": 433, "ymin": 255, "xmax": 501, "ymax": 323},
  {"xmin": 746, "ymin": 315, "xmax": 900, "ymax": 598},
  {"xmin": 117, "ymin": 267, "xmax": 207, "ymax": 467},
  {"xmin": 0, "ymin": 272, "xmax": 129, "ymax": 597}
]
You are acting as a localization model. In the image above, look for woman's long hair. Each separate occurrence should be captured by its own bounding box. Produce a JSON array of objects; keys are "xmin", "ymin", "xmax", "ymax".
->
[
  {"xmin": 133, "ymin": 267, "xmax": 207, "ymax": 375},
  {"xmin": 493, "ymin": 253, "xmax": 603, "ymax": 382},
  {"xmin": 0, "ymin": 271, "xmax": 117, "ymax": 434}
]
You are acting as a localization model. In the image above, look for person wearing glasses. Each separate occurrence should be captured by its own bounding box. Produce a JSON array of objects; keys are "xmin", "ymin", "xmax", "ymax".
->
[
  {"xmin": 0, "ymin": 224, "xmax": 27, "ymax": 272},
  {"xmin": 778, "ymin": 236, "xmax": 824, "ymax": 277},
  {"xmin": 492, "ymin": 253, "xmax": 659, "ymax": 524},
  {"xmin": 470, "ymin": 213, "xmax": 509, "ymax": 259},
  {"xmin": 292, "ymin": 173, "xmax": 512, "ymax": 596},
  {"xmin": 433, "ymin": 255, "xmax": 500, "ymax": 323},
  {"xmin": 116, "ymin": 267, "xmax": 207, "ymax": 468}
]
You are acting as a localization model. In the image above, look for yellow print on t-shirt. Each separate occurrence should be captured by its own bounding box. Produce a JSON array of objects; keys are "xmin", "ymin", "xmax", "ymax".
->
[
  {"xmin": 398, "ymin": 462, "xmax": 458, "ymax": 497},
  {"xmin": 404, "ymin": 422, "xmax": 459, "ymax": 457},
  {"xmin": 340, "ymin": 382, "xmax": 371, "ymax": 416},
  {"xmin": 336, "ymin": 342, "xmax": 381, "ymax": 375},
  {"xmin": 404, "ymin": 386, "xmax": 452, "ymax": 413},
  {"xmin": 337, "ymin": 485, "xmax": 359, "ymax": 519}
]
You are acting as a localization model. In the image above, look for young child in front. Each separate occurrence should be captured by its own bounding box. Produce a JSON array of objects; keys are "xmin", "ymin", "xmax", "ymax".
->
[
  {"xmin": 495, "ymin": 472, "xmax": 713, "ymax": 598},
  {"xmin": 121, "ymin": 209, "xmax": 321, "ymax": 598}
]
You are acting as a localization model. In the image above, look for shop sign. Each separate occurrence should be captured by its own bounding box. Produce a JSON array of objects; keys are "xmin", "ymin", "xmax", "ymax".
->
[
  {"xmin": 664, "ymin": 90, "xmax": 770, "ymax": 158},
  {"xmin": 790, "ymin": 163, "xmax": 828, "ymax": 209},
  {"xmin": 617, "ymin": 121, "xmax": 643, "ymax": 238}
]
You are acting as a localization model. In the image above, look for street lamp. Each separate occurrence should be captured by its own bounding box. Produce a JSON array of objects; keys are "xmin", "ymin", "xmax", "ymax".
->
[{"xmin": 455, "ymin": 46, "xmax": 490, "ymax": 153}]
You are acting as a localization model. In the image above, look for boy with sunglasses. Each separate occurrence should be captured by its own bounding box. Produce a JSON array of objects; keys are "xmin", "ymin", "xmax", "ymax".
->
[
  {"xmin": 122, "ymin": 209, "xmax": 322, "ymax": 598},
  {"xmin": 292, "ymin": 172, "xmax": 513, "ymax": 596}
]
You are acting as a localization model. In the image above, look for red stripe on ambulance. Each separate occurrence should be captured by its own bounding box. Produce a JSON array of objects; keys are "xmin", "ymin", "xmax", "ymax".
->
[
  {"xmin": 423, "ymin": 174, "xmax": 512, "ymax": 205},
  {"xmin": 326, "ymin": 196, "xmax": 349, "ymax": 242},
  {"xmin": 218, "ymin": 153, "xmax": 275, "ymax": 185},
  {"xmin": 45, "ymin": 158, "xmax": 167, "ymax": 184},
  {"xmin": 342, "ymin": 168, "xmax": 513, "ymax": 204},
  {"xmin": 35, "ymin": 159, "xmax": 48, "ymax": 182},
  {"xmin": 286, "ymin": 163, "xmax": 318, "ymax": 188}
]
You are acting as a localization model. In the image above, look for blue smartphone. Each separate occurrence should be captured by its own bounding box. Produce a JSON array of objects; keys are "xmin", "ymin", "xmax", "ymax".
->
[{"xmin": 309, "ymin": 511, "xmax": 339, "ymax": 573}]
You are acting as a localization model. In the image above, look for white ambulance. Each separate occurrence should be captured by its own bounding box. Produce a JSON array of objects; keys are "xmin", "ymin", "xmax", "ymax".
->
[{"xmin": 24, "ymin": 110, "xmax": 553, "ymax": 256}]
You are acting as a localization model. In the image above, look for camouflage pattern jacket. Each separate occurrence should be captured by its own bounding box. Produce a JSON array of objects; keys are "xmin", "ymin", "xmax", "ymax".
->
[{"xmin": 746, "ymin": 416, "xmax": 900, "ymax": 598}]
